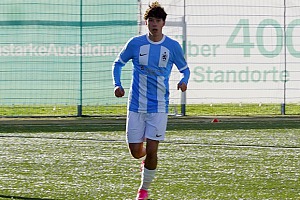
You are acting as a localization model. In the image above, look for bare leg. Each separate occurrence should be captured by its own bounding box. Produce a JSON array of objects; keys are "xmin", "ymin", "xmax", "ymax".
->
[
  {"xmin": 137, "ymin": 138, "xmax": 159, "ymax": 193},
  {"xmin": 144, "ymin": 139, "xmax": 159, "ymax": 170},
  {"xmin": 128, "ymin": 139, "xmax": 159, "ymax": 169},
  {"xmin": 128, "ymin": 143, "xmax": 146, "ymax": 159}
]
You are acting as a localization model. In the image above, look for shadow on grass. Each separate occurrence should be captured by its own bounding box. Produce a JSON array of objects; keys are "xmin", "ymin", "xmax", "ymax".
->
[
  {"xmin": 0, "ymin": 194, "xmax": 54, "ymax": 200},
  {"xmin": 0, "ymin": 116, "xmax": 300, "ymax": 133}
]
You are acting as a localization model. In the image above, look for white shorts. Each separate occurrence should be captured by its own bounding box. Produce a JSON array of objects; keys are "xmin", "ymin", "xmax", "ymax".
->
[{"xmin": 126, "ymin": 111, "xmax": 168, "ymax": 143}]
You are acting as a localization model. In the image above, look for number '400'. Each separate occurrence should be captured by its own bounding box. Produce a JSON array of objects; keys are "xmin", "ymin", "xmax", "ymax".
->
[{"xmin": 226, "ymin": 19, "xmax": 300, "ymax": 58}]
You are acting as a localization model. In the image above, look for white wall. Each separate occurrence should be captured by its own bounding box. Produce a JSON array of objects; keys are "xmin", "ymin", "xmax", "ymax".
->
[{"xmin": 140, "ymin": 0, "xmax": 300, "ymax": 104}]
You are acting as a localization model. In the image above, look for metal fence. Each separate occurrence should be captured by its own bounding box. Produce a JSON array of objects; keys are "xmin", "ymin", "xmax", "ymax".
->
[{"xmin": 0, "ymin": 0, "xmax": 299, "ymax": 117}]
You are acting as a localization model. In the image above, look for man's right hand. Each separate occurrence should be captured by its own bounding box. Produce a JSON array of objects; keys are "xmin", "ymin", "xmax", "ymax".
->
[{"xmin": 114, "ymin": 86, "xmax": 125, "ymax": 98}]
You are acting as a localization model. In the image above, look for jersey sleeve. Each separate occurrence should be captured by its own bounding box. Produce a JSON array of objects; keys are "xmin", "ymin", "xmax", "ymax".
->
[
  {"xmin": 112, "ymin": 38, "xmax": 134, "ymax": 87},
  {"xmin": 173, "ymin": 41, "xmax": 190, "ymax": 85}
]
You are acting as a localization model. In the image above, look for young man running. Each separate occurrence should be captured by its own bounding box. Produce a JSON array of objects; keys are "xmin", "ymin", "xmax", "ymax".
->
[{"xmin": 112, "ymin": 1, "xmax": 190, "ymax": 199}]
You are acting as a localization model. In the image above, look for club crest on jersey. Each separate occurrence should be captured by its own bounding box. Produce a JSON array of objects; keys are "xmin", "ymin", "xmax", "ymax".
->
[
  {"xmin": 162, "ymin": 52, "xmax": 167, "ymax": 61},
  {"xmin": 159, "ymin": 46, "xmax": 169, "ymax": 68}
]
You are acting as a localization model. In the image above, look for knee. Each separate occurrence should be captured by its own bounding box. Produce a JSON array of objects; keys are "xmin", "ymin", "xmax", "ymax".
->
[
  {"xmin": 145, "ymin": 149, "xmax": 157, "ymax": 160},
  {"xmin": 146, "ymin": 145, "xmax": 158, "ymax": 156},
  {"xmin": 145, "ymin": 140, "xmax": 159, "ymax": 159},
  {"xmin": 129, "ymin": 144, "xmax": 145, "ymax": 159},
  {"xmin": 130, "ymin": 150, "xmax": 142, "ymax": 159}
]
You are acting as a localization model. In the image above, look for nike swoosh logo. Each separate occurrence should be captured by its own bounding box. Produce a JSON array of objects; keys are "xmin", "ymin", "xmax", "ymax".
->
[
  {"xmin": 140, "ymin": 53, "xmax": 147, "ymax": 56},
  {"xmin": 156, "ymin": 134, "xmax": 162, "ymax": 137}
]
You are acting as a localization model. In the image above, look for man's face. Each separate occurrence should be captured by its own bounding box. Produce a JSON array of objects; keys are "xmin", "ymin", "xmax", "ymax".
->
[{"xmin": 146, "ymin": 17, "xmax": 165, "ymax": 36}]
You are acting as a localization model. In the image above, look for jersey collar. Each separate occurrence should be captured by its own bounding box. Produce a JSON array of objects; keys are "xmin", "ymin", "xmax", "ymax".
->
[{"xmin": 146, "ymin": 33, "xmax": 166, "ymax": 44}]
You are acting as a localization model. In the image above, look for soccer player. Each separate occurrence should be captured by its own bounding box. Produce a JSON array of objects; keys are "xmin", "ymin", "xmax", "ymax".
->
[{"xmin": 112, "ymin": 1, "xmax": 190, "ymax": 199}]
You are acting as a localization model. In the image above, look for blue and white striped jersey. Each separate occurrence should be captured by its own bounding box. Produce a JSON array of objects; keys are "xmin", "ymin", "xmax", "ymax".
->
[{"xmin": 112, "ymin": 34, "xmax": 190, "ymax": 113}]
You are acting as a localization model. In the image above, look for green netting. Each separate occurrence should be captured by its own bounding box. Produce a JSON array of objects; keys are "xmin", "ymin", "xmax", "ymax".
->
[
  {"xmin": 0, "ymin": 0, "xmax": 137, "ymax": 108},
  {"xmin": 1, "ymin": 0, "xmax": 299, "ymax": 117}
]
